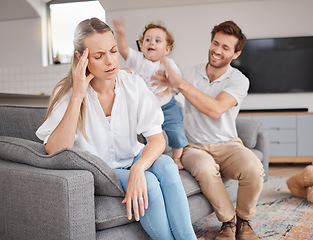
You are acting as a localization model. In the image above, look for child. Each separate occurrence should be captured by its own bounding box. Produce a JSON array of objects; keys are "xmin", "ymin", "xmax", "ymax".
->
[{"xmin": 113, "ymin": 19, "xmax": 188, "ymax": 169}]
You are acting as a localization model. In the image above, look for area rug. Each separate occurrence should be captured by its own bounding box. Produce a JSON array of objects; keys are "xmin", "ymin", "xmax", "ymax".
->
[{"xmin": 193, "ymin": 176, "xmax": 313, "ymax": 240}]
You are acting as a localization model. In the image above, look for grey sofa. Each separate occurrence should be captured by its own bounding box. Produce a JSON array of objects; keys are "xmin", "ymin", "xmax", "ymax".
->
[{"xmin": 0, "ymin": 105, "xmax": 269, "ymax": 240}]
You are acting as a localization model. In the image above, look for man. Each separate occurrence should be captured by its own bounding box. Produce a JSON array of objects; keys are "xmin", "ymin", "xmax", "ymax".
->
[{"xmin": 155, "ymin": 21, "xmax": 264, "ymax": 240}]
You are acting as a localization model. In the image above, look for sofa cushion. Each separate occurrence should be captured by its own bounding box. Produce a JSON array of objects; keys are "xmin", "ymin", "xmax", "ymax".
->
[
  {"xmin": 94, "ymin": 170, "xmax": 238, "ymax": 231},
  {"xmin": 179, "ymin": 170, "xmax": 201, "ymax": 197},
  {"xmin": 95, "ymin": 195, "xmax": 133, "ymax": 230},
  {"xmin": 94, "ymin": 171, "xmax": 203, "ymax": 231},
  {"xmin": 0, "ymin": 105, "xmax": 46, "ymax": 143},
  {"xmin": 236, "ymin": 119, "xmax": 262, "ymax": 149},
  {"xmin": 0, "ymin": 136, "xmax": 124, "ymax": 196}
]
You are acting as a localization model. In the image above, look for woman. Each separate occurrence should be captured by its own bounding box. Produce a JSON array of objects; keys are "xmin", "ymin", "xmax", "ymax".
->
[{"xmin": 36, "ymin": 18, "xmax": 196, "ymax": 240}]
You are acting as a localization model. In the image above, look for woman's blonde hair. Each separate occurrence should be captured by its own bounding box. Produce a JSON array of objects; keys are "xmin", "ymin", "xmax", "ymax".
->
[{"xmin": 45, "ymin": 18, "xmax": 113, "ymax": 140}]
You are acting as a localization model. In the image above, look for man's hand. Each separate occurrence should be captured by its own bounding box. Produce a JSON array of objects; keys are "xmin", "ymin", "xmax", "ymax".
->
[{"xmin": 152, "ymin": 57, "xmax": 184, "ymax": 89}]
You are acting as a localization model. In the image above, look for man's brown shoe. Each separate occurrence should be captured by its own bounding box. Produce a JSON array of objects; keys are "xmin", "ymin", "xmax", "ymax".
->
[
  {"xmin": 236, "ymin": 216, "xmax": 258, "ymax": 240},
  {"xmin": 215, "ymin": 217, "xmax": 236, "ymax": 240}
]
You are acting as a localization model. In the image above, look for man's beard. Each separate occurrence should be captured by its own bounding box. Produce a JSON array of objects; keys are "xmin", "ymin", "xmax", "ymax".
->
[{"xmin": 208, "ymin": 51, "xmax": 233, "ymax": 69}]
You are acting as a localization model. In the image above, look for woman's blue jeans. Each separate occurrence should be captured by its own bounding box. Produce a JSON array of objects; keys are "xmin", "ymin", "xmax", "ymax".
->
[{"xmin": 113, "ymin": 150, "xmax": 197, "ymax": 240}]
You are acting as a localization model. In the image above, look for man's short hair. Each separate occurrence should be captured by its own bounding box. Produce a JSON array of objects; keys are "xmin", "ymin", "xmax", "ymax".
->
[{"xmin": 211, "ymin": 21, "xmax": 247, "ymax": 53}]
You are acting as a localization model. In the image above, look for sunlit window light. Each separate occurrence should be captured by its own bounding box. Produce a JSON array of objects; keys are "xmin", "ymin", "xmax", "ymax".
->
[{"xmin": 49, "ymin": 1, "xmax": 106, "ymax": 64}]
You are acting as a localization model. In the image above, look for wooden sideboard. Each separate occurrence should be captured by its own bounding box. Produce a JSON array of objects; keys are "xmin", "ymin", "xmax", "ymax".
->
[{"xmin": 238, "ymin": 111, "xmax": 313, "ymax": 163}]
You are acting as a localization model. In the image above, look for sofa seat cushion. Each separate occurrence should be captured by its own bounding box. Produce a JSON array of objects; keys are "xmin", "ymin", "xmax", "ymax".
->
[
  {"xmin": 95, "ymin": 169, "xmax": 238, "ymax": 231},
  {"xmin": 179, "ymin": 170, "xmax": 202, "ymax": 196},
  {"xmin": 94, "ymin": 171, "xmax": 202, "ymax": 231},
  {"xmin": 0, "ymin": 136, "xmax": 124, "ymax": 196},
  {"xmin": 95, "ymin": 171, "xmax": 203, "ymax": 230},
  {"xmin": 95, "ymin": 195, "xmax": 133, "ymax": 230}
]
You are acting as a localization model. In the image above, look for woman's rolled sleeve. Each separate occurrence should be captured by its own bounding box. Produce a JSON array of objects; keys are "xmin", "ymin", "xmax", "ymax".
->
[
  {"xmin": 135, "ymin": 75, "xmax": 164, "ymax": 137},
  {"xmin": 142, "ymin": 124, "xmax": 163, "ymax": 138}
]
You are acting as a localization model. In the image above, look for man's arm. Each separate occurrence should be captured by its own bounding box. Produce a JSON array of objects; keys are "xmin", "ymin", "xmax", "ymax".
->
[
  {"xmin": 155, "ymin": 57, "xmax": 237, "ymax": 120},
  {"xmin": 112, "ymin": 18, "xmax": 129, "ymax": 60},
  {"xmin": 179, "ymin": 81, "xmax": 237, "ymax": 119}
]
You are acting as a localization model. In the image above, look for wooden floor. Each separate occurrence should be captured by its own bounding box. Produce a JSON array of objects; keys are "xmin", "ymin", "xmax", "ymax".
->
[{"xmin": 269, "ymin": 162, "xmax": 312, "ymax": 178}]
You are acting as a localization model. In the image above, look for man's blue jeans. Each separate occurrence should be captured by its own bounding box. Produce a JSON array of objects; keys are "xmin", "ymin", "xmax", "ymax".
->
[{"xmin": 113, "ymin": 149, "xmax": 196, "ymax": 240}]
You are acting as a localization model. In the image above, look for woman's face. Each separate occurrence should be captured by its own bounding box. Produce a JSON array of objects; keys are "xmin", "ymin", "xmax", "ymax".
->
[{"xmin": 84, "ymin": 31, "xmax": 119, "ymax": 81}]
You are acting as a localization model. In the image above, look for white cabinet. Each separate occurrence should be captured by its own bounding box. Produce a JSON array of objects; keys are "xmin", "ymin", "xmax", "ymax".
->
[
  {"xmin": 297, "ymin": 115, "xmax": 313, "ymax": 156},
  {"xmin": 238, "ymin": 112, "xmax": 313, "ymax": 162}
]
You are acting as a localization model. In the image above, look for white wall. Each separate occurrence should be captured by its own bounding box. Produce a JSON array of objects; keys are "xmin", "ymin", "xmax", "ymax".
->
[
  {"xmin": 0, "ymin": 18, "xmax": 42, "ymax": 67},
  {"xmin": 0, "ymin": 0, "xmax": 313, "ymax": 110},
  {"xmin": 106, "ymin": 0, "xmax": 313, "ymax": 111},
  {"xmin": 0, "ymin": 16, "xmax": 69, "ymax": 98}
]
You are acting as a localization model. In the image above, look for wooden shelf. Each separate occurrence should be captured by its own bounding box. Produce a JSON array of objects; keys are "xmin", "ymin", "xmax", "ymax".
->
[
  {"xmin": 0, "ymin": 93, "xmax": 49, "ymax": 107},
  {"xmin": 270, "ymin": 157, "xmax": 313, "ymax": 163},
  {"xmin": 239, "ymin": 111, "xmax": 313, "ymax": 116}
]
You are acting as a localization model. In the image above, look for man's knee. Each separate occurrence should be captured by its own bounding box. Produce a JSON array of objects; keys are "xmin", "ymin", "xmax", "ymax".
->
[
  {"xmin": 238, "ymin": 157, "xmax": 264, "ymax": 185},
  {"xmin": 232, "ymin": 146, "xmax": 264, "ymax": 179}
]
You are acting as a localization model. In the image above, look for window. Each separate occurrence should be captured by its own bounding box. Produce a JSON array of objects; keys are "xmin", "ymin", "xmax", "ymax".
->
[{"xmin": 48, "ymin": 0, "xmax": 106, "ymax": 64}]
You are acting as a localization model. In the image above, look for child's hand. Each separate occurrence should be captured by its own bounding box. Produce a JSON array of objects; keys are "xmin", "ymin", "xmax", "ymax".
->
[
  {"xmin": 112, "ymin": 17, "xmax": 129, "ymax": 60},
  {"xmin": 173, "ymin": 158, "xmax": 184, "ymax": 170},
  {"xmin": 112, "ymin": 18, "xmax": 125, "ymax": 34}
]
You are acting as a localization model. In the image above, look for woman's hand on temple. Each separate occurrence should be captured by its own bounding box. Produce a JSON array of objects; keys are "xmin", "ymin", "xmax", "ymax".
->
[{"xmin": 72, "ymin": 48, "xmax": 94, "ymax": 101}]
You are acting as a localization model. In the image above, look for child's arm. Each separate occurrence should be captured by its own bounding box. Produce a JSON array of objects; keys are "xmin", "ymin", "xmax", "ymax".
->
[{"xmin": 112, "ymin": 18, "xmax": 129, "ymax": 60}]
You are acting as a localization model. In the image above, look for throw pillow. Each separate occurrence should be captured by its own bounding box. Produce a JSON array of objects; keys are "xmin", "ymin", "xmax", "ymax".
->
[
  {"xmin": 0, "ymin": 136, "xmax": 124, "ymax": 197},
  {"xmin": 236, "ymin": 119, "xmax": 262, "ymax": 149}
]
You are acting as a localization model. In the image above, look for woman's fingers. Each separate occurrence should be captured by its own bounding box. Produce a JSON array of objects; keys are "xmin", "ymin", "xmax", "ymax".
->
[
  {"xmin": 74, "ymin": 48, "xmax": 88, "ymax": 72},
  {"xmin": 124, "ymin": 196, "xmax": 133, "ymax": 220},
  {"xmin": 123, "ymin": 169, "xmax": 148, "ymax": 221},
  {"xmin": 133, "ymin": 197, "xmax": 140, "ymax": 221},
  {"xmin": 122, "ymin": 192, "xmax": 148, "ymax": 221},
  {"xmin": 138, "ymin": 196, "xmax": 145, "ymax": 217},
  {"xmin": 144, "ymin": 192, "xmax": 149, "ymax": 210},
  {"xmin": 78, "ymin": 49, "xmax": 89, "ymax": 75},
  {"xmin": 71, "ymin": 48, "xmax": 93, "ymax": 99}
]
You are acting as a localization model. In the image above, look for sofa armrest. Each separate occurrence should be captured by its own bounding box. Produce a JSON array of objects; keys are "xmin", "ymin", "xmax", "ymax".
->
[
  {"xmin": 254, "ymin": 130, "xmax": 269, "ymax": 181},
  {"xmin": 236, "ymin": 119, "xmax": 262, "ymax": 149},
  {"xmin": 236, "ymin": 119, "xmax": 269, "ymax": 181},
  {"xmin": 0, "ymin": 160, "xmax": 96, "ymax": 240}
]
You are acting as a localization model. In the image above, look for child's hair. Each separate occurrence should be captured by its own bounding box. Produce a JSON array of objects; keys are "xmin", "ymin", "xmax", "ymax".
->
[
  {"xmin": 138, "ymin": 22, "xmax": 174, "ymax": 51},
  {"xmin": 211, "ymin": 20, "xmax": 247, "ymax": 53},
  {"xmin": 45, "ymin": 18, "xmax": 113, "ymax": 140}
]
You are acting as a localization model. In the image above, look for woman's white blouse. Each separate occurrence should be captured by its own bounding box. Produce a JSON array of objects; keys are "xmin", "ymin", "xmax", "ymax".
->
[{"xmin": 36, "ymin": 70, "xmax": 164, "ymax": 169}]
